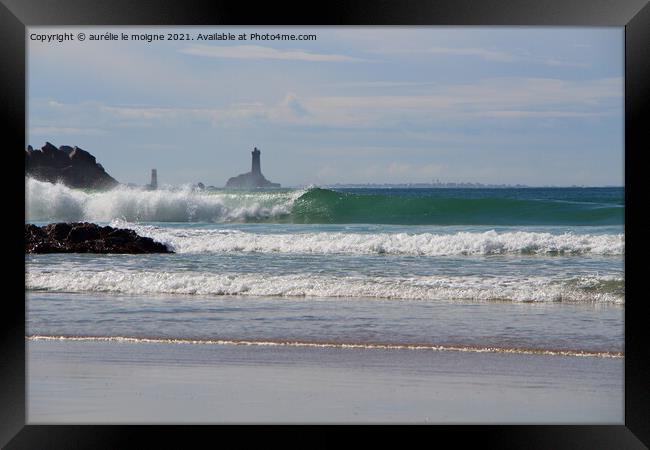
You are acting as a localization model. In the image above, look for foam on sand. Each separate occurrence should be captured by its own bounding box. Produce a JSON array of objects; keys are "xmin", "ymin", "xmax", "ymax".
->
[{"xmin": 27, "ymin": 335, "xmax": 623, "ymax": 358}]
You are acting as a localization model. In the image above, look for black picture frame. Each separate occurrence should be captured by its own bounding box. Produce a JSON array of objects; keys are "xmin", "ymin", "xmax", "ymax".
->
[{"xmin": 2, "ymin": 0, "xmax": 648, "ymax": 446}]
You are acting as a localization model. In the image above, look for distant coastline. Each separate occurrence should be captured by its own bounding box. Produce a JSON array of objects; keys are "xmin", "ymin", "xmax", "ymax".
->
[{"xmin": 319, "ymin": 183, "xmax": 623, "ymax": 189}]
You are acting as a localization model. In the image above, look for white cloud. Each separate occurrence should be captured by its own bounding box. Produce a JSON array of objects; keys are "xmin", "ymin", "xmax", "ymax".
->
[
  {"xmin": 282, "ymin": 93, "xmax": 311, "ymax": 117},
  {"xmin": 541, "ymin": 58, "xmax": 588, "ymax": 68},
  {"xmin": 180, "ymin": 44, "xmax": 365, "ymax": 62},
  {"xmin": 29, "ymin": 126, "xmax": 105, "ymax": 136},
  {"xmin": 33, "ymin": 77, "xmax": 622, "ymax": 133},
  {"xmin": 477, "ymin": 110, "xmax": 606, "ymax": 119},
  {"xmin": 324, "ymin": 81, "xmax": 438, "ymax": 89},
  {"xmin": 424, "ymin": 47, "xmax": 515, "ymax": 62},
  {"xmin": 277, "ymin": 77, "xmax": 622, "ymax": 127},
  {"xmin": 374, "ymin": 46, "xmax": 586, "ymax": 68}
]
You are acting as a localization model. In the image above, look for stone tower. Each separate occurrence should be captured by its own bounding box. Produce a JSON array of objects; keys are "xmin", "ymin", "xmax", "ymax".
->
[
  {"xmin": 225, "ymin": 147, "xmax": 280, "ymax": 188},
  {"xmin": 150, "ymin": 168, "xmax": 157, "ymax": 190},
  {"xmin": 251, "ymin": 147, "xmax": 261, "ymax": 176}
]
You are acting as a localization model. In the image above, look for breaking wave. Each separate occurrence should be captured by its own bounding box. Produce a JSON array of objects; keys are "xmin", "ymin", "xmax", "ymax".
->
[
  {"xmin": 26, "ymin": 177, "xmax": 300, "ymax": 223},
  {"xmin": 111, "ymin": 221, "xmax": 624, "ymax": 256},
  {"xmin": 26, "ymin": 270, "xmax": 624, "ymax": 304},
  {"xmin": 26, "ymin": 178, "xmax": 624, "ymax": 226},
  {"xmin": 292, "ymin": 187, "xmax": 624, "ymax": 225}
]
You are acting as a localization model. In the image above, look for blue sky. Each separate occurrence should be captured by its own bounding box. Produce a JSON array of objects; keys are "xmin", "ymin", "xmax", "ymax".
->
[{"xmin": 27, "ymin": 27, "xmax": 624, "ymax": 186}]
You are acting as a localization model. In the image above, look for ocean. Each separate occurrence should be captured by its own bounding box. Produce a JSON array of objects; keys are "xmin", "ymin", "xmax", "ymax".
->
[{"xmin": 25, "ymin": 177, "xmax": 624, "ymax": 357}]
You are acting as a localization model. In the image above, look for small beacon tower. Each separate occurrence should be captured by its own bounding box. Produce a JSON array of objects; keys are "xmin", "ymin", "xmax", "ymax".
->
[{"xmin": 150, "ymin": 168, "xmax": 158, "ymax": 190}]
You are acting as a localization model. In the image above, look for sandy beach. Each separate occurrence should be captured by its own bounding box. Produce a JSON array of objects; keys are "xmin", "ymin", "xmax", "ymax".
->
[{"xmin": 27, "ymin": 339, "xmax": 623, "ymax": 424}]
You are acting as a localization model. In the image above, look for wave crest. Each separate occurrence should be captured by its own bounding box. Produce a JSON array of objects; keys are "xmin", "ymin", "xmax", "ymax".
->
[
  {"xmin": 26, "ymin": 177, "xmax": 300, "ymax": 223},
  {"xmin": 26, "ymin": 178, "xmax": 624, "ymax": 225},
  {"xmin": 114, "ymin": 222, "xmax": 624, "ymax": 256},
  {"xmin": 26, "ymin": 270, "xmax": 624, "ymax": 304}
]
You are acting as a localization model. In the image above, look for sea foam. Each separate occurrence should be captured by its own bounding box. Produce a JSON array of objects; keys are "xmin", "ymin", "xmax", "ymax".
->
[
  {"xmin": 26, "ymin": 335, "xmax": 623, "ymax": 358},
  {"xmin": 113, "ymin": 221, "xmax": 624, "ymax": 256},
  {"xmin": 26, "ymin": 270, "xmax": 624, "ymax": 304}
]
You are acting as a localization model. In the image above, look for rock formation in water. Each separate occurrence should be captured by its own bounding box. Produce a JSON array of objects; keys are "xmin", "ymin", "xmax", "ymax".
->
[
  {"xmin": 225, "ymin": 147, "xmax": 280, "ymax": 188},
  {"xmin": 25, "ymin": 142, "xmax": 119, "ymax": 190},
  {"xmin": 25, "ymin": 222, "xmax": 172, "ymax": 254}
]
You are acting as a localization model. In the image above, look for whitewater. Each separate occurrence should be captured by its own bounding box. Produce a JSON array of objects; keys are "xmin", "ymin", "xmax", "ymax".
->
[
  {"xmin": 26, "ymin": 269, "xmax": 624, "ymax": 303},
  {"xmin": 27, "ymin": 177, "xmax": 301, "ymax": 223},
  {"xmin": 27, "ymin": 177, "xmax": 624, "ymax": 225},
  {"xmin": 26, "ymin": 178, "xmax": 624, "ymax": 354},
  {"xmin": 108, "ymin": 220, "xmax": 623, "ymax": 256}
]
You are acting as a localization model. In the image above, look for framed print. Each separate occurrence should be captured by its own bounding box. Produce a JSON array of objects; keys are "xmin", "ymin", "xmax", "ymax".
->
[{"xmin": 2, "ymin": 0, "xmax": 649, "ymax": 447}]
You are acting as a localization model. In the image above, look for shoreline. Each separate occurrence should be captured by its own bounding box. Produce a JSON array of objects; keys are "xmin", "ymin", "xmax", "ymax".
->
[
  {"xmin": 26, "ymin": 291, "xmax": 625, "ymax": 355},
  {"xmin": 27, "ymin": 335, "xmax": 624, "ymax": 359},
  {"xmin": 27, "ymin": 338, "xmax": 624, "ymax": 424}
]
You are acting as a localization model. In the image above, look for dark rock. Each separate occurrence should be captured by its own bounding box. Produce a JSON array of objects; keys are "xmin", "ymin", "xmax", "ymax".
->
[
  {"xmin": 41, "ymin": 141, "xmax": 58, "ymax": 156},
  {"xmin": 44, "ymin": 222, "xmax": 72, "ymax": 241},
  {"xmin": 25, "ymin": 223, "xmax": 46, "ymax": 240},
  {"xmin": 38, "ymin": 142, "xmax": 69, "ymax": 169},
  {"xmin": 27, "ymin": 149, "xmax": 44, "ymax": 166},
  {"xmin": 25, "ymin": 222, "xmax": 173, "ymax": 254},
  {"xmin": 25, "ymin": 142, "xmax": 119, "ymax": 190},
  {"xmin": 69, "ymin": 146, "xmax": 96, "ymax": 165},
  {"xmin": 107, "ymin": 228, "xmax": 137, "ymax": 239},
  {"xmin": 67, "ymin": 224, "xmax": 101, "ymax": 242},
  {"xmin": 226, "ymin": 172, "xmax": 281, "ymax": 188}
]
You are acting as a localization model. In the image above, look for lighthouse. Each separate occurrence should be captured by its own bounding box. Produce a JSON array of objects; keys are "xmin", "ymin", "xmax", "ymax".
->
[
  {"xmin": 251, "ymin": 147, "xmax": 261, "ymax": 176},
  {"xmin": 225, "ymin": 146, "xmax": 281, "ymax": 188}
]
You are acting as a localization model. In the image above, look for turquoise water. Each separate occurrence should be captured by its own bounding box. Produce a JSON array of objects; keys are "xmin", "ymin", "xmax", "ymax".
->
[
  {"xmin": 292, "ymin": 187, "xmax": 624, "ymax": 225},
  {"xmin": 25, "ymin": 179, "xmax": 624, "ymax": 355}
]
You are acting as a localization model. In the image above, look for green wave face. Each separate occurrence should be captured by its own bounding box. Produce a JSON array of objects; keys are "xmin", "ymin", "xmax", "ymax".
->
[{"xmin": 291, "ymin": 188, "xmax": 624, "ymax": 225}]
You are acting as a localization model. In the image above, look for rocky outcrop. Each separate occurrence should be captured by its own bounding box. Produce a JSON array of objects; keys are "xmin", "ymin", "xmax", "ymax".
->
[
  {"xmin": 25, "ymin": 222, "xmax": 172, "ymax": 254},
  {"xmin": 25, "ymin": 142, "xmax": 119, "ymax": 190},
  {"xmin": 225, "ymin": 172, "xmax": 281, "ymax": 188}
]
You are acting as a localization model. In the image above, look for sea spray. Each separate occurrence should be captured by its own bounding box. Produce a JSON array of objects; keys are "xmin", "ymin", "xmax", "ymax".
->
[{"xmin": 27, "ymin": 177, "xmax": 300, "ymax": 223}]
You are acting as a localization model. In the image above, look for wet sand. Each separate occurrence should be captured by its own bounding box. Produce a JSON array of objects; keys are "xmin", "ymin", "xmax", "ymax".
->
[{"xmin": 27, "ymin": 339, "xmax": 623, "ymax": 424}]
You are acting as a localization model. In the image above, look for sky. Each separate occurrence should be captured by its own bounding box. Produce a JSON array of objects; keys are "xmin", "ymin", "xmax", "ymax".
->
[{"xmin": 27, "ymin": 27, "xmax": 624, "ymax": 187}]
